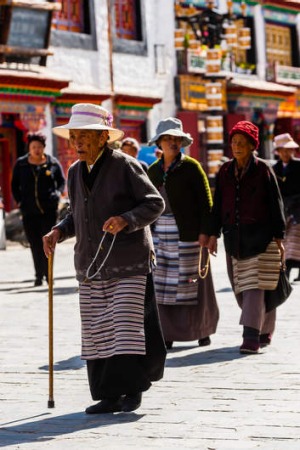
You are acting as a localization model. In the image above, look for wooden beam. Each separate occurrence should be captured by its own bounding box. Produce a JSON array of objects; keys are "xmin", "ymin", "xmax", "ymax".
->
[
  {"xmin": 0, "ymin": 1, "xmax": 61, "ymax": 10},
  {"xmin": 0, "ymin": 45, "xmax": 53, "ymax": 57}
]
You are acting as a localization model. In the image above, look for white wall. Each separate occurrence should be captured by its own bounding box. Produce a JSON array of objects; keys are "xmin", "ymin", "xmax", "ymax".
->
[{"xmin": 47, "ymin": 0, "xmax": 176, "ymax": 141}]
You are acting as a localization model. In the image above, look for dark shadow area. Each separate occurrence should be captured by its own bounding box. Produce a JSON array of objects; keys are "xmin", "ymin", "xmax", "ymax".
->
[
  {"xmin": 0, "ymin": 286, "xmax": 77, "ymax": 295},
  {"xmin": 0, "ymin": 275, "xmax": 75, "ymax": 285},
  {"xmin": 39, "ymin": 356, "xmax": 85, "ymax": 372},
  {"xmin": 216, "ymin": 287, "xmax": 233, "ymax": 293},
  {"xmin": 0, "ymin": 411, "xmax": 143, "ymax": 447},
  {"xmin": 165, "ymin": 346, "xmax": 260, "ymax": 367}
]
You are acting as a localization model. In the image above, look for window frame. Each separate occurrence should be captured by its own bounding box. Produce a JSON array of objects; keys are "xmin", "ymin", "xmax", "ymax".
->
[
  {"xmin": 112, "ymin": 0, "xmax": 147, "ymax": 56},
  {"xmin": 50, "ymin": 0, "xmax": 97, "ymax": 51}
]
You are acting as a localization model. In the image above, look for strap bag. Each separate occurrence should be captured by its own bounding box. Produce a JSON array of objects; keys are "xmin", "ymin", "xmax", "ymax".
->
[{"xmin": 265, "ymin": 266, "xmax": 292, "ymax": 313}]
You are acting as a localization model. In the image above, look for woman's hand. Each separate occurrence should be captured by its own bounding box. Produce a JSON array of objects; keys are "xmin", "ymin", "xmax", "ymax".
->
[
  {"xmin": 275, "ymin": 238, "xmax": 285, "ymax": 264},
  {"xmin": 43, "ymin": 228, "xmax": 61, "ymax": 257},
  {"xmin": 207, "ymin": 235, "xmax": 218, "ymax": 256},
  {"xmin": 199, "ymin": 233, "xmax": 209, "ymax": 247},
  {"xmin": 103, "ymin": 216, "xmax": 128, "ymax": 235}
]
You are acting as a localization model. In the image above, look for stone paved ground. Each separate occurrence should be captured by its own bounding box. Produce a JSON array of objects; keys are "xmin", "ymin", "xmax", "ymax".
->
[{"xmin": 0, "ymin": 238, "xmax": 300, "ymax": 450}]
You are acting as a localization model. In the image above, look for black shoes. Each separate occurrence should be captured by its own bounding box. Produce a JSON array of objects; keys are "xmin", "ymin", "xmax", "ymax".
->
[
  {"xmin": 122, "ymin": 393, "xmax": 142, "ymax": 412},
  {"xmin": 165, "ymin": 338, "xmax": 211, "ymax": 349},
  {"xmin": 85, "ymin": 397, "xmax": 123, "ymax": 414},
  {"xmin": 165, "ymin": 341, "xmax": 173, "ymax": 350},
  {"xmin": 85, "ymin": 393, "xmax": 142, "ymax": 414},
  {"xmin": 198, "ymin": 336, "xmax": 211, "ymax": 347},
  {"xmin": 34, "ymin": 278, "xmax": 43, "ymax": 287}
]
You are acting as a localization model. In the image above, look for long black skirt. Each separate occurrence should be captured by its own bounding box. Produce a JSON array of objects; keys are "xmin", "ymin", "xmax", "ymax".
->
[{"xmin": 86, "ymin": 273, "xmax": 166, "ymax": 400}]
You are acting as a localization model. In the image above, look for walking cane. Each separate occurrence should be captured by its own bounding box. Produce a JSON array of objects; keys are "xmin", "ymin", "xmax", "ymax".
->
[{"xmin": 48, "ymin": 252, "xmax": 55, "ymax": 408}]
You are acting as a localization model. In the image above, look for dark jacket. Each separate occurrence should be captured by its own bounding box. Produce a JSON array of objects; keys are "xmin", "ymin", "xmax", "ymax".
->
[
  {"xmin": 55, "ymin": 147, "xmax": 165, "ymax": 282},
  {"xmin": 11, "ymin": 154, "xmax": 65, "ymax": 216},
  {"xmin": 148, "ymin": 154, "xmax": 212, "ymax": 241},
  {"xmin": 273, "ymin": 158, "xmax": 300, "ymax": 222},
  {"xmin": 209, "ymin": 156, "xmax": 285, "ymax": 259}
]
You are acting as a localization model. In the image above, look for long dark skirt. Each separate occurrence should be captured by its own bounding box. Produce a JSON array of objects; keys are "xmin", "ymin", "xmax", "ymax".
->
[
  {"xmin": 86, "ymin": 273, "xmax": 166, "ymax": 400},
  {"xmin": 158, "ymin": 268, "xmax": 219, "ymax": 342}
]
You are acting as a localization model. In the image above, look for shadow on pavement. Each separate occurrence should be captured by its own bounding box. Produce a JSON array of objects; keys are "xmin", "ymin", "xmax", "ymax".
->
[
  {"xmin": 165, "ymin": 346, "xmax": 252, "ymax": 367},
  {"xmin": 39, "ymin": 355, "xmax": 85, "ymax": 372},
  {"xmin": 0, "ymin": 286, "xmax": 77, "ymax": 295},
  {"xmin": 0, "ymin": 411, "xmax": 143, "ymax": 447}
]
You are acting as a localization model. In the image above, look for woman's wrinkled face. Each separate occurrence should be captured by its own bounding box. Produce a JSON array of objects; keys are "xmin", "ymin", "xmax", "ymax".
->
[
  {"xmin": 277, "ymin": 147, "xmax": 295, "ymax": 164},
  {"xmin": 231, "ymin": 133, "xmax": 254, "ymax": 166},
  {"xmin": 28, "ymin": 140, "xmax": 45, "ymax": 160},
  {"xmin": 158, "ymin": 135, "xmax": 183, "ymax": 158},
  {"xmin": 69, "ymin": 129, "xmax": 108, "ymax": 164}
]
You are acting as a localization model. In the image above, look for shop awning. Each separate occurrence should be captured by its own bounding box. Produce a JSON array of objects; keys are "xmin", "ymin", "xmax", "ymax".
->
[
  {"xmin": 228, "ymin": 78, "xmax": 296, "ymax": 96},
  {"xmin": 0, "ymin": 65, "xmax": 70, "ymax": 101}
]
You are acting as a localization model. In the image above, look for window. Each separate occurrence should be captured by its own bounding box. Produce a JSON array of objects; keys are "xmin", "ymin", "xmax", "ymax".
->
[
  {"xmin": 266, "ymin": 24, "xmax": 292, "ymax": 66},
  {"xmin": 115, "ymin": 0, "xmax": 142, "ymax": 41},
  {"xmin": 50, "ymin": 0, "xmax": 96, "ymax": 50},
  {"xmin": 113, "ymin": 0, "xmax": 147, "ymax": 55},
  {"xmin": 52, "ymin": 0, "xmax": 85, "ymax": 33}
]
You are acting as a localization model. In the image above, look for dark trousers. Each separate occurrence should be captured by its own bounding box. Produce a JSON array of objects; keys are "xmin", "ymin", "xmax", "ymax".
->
[{"xmin": 22, "ymin": 211, "xmax": 57, "ymax": 280}]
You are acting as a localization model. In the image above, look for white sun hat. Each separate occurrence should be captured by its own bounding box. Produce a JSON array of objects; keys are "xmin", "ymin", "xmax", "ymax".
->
[
  {"xmin": 52, "ymin": 103, "xmax": 124, "ymax": 143},
  {"xmin": 273, "ymin": 133, "xmax": 299, "ymax": 150}
]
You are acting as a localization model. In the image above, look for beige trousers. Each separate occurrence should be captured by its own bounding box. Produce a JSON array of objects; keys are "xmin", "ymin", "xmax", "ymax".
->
[{"xmin": 226, "ymin": 254, "xmax": 276, "ymax": 334}]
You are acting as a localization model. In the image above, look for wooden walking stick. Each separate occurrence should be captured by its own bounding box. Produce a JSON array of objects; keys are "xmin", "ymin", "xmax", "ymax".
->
[{"xmin": 48, "ymin": 252, "xmax": 55, "ymax": 408}]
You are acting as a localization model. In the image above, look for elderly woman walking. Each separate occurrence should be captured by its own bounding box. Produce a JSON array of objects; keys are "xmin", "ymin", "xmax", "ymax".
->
[
  {"xmin": 207, "ymin": 121, "xmax": 285, "ymax": 354},
  {"xmin": 148, "ymin": 117, "xmax": 219, "ymax": 350},
  {"xmin": 43, "ymin": 103, "xmax": 166, "ymax": 414},
  {"xmin": 272, "ymin": 133, "xmax": 300, "ymax": 280}
]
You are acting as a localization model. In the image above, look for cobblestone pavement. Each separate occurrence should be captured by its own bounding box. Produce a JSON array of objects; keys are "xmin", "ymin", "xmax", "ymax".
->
[{"xmin": 0, "ymin": 238, "xmax": 300, "ymax": 450}]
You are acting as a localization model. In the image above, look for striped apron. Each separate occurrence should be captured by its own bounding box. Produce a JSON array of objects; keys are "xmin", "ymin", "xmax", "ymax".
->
[
  {"xmin": 232, "ymin": 240, "xmax": 281, "ymax": 295},
  {"xmin": 79, "ymin": 275, "xmax": 147, "ymax": 359},
  {"xmin": 285, "ymin": 220, "xmax": 300, "ymax": 262},
  {"xmin": 152, "ymin": 214, "xmax": 200, "ymax": 306}
]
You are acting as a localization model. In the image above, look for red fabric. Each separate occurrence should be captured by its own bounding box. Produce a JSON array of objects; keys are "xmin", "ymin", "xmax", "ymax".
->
[{"xmin": 229, "ymin": 121, "xmax": 259, "ymax": 150}]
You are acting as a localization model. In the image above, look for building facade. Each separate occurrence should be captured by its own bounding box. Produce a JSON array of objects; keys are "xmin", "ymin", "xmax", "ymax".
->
[
  {"xmin": 1, "ymin": 0, "xmax": 300, "ymax": 209},
  {"xmin": 173, "ymin": 0, "xmax": 300, "ymax": 184},
  {"xmin": 0, "ymin": 0, "xmax": 176, "ymax": 210}
]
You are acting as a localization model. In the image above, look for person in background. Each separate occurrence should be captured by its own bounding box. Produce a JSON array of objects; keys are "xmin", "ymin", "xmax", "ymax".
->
[
  {"xmin": 11, "ymin": 133, "xmax": 65, "ymax": 286},
  {"xmin": 121, "ymin": 137, "xmax": 148, "ymax": 173},
  {"xmin": 155, "ymin": 148, "xmax": 163, "ymax": 160},
  {"xmin": 272, "ymin": 133, "xmax": 300, "ymax": 281},
  {"xmin": 207, "ymin": 121, "xmax": 285, "ymax": 354},
  {"xmin": 0, "ymin": 186, "xmax": 6, "ymax": 250},
  {"xmin": 43, "ymin": 103, "xmax": 166, "ymax": 414},
  {"xmin": 147, "ymin": 117, "xmax": 219, "ymax": 350}
]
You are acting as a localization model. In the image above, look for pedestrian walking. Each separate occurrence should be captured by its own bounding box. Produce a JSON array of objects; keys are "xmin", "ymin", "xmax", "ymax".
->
[
  {"xmin": 120, "ymin": 137, "xmax": 148, "ymax": 173},
  {"xmin": 207, "ymin": 121, "xmax": 286, "ymax": 354},
  {"xmin": 11, "ymin": 133, "xmax": 65, "ymax": 286},
  {"xmin": 272, "ymin": 133, "xmax": 300, "ymax": 281},
  {"xmin": 147, "ymin": 117, "xmax": 219, "ymax": 350},
  {"xmin": 43, "ymin": 103, "xmax": 166, "ymax": 414},
  {"xmin": 0, "ymin": 186, "xmax": 6, "ymax": 250}
]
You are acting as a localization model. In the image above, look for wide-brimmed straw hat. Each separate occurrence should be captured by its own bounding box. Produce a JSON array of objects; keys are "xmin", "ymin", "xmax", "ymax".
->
[
  {"xmin": 148, "ymin": 117, "xmax": 193, "ymax": 148},
  {"xmin": 52, "ymin": 103, "xmax": 124, "ymax": 143},
  {"xmin": 273, "ymin": 133, "xmax": 299, "ymax": 150}
]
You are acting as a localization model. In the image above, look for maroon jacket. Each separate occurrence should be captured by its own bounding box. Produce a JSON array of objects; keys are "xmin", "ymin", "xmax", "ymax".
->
[{"xmin": 209, "ymin": 156, "xmax": 285, "ymax": 259}]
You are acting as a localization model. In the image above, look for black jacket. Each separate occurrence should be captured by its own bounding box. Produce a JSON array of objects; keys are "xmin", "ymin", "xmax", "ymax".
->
[
  {"xmin": 273, "ymin": 158, "xmax": 300, "ymax": 222},
  {"xmin": 209, "ymin": 156, "xmax": 285, "ymax": 259},
  {"xmin": 148, "ymin": 154, "xmax": 212, "ymax": 241},
  {"xmin": 11, "ymin": 154, "xmax": 65, "ymax": 216}
]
